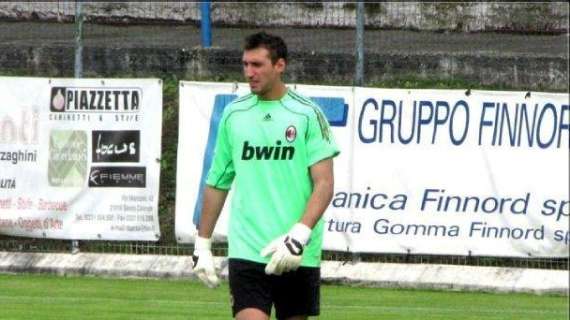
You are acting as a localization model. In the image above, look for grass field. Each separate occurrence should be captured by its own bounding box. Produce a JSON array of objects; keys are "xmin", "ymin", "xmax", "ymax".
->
[{"xmin": 0, "ymin": 273, "xmax": 567, "ymax": 320}]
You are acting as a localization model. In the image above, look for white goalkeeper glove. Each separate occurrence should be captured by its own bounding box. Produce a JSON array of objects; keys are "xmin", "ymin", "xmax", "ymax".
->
[
  {"xmin": 260, "ymin": 223, "xmax": 312, "ymax": 275},
  {"xmin": 192, "ymin": 236, "xmax": 220, "ymax": 288}
]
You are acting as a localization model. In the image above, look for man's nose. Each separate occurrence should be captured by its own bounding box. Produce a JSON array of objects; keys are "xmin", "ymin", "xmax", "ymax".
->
[{"xmin": 244, "ymin": 66, "xmax": 255, "ymax": 78}]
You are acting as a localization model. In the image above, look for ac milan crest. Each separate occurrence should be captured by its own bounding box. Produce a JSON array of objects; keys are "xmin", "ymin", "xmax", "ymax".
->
[{"xmin": 285, "ymin": 125, "xmax": 297, "ymax": 142}]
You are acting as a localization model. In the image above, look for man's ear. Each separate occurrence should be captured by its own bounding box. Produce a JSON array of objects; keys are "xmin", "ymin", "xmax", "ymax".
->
[{"xmin": 275, "ymin": 58, "xmax": 286, "ymax": 73}]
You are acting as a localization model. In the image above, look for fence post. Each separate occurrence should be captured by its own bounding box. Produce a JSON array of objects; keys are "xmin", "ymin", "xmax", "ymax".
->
[
  {"xmin": 72, "ymin": 0, "xmax": 83, "ymax": 254},
  {"xmin": 200, "ymin": 1, "xmax": 212, "ymax": 48},
  {"xmin": 351, "ymin": 2, "xmax": 365, "ymax": 263},
  {"xmin": 355, "ymin": 1, "xmax": 365, "ymax": 86},
  {"xmin": 74, "ymin": 0, "xmax": 83, "ymax": 78}
]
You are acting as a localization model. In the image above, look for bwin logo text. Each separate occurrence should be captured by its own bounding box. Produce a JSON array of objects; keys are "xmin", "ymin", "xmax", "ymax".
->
[{"xmin": 241, "ymin": 140, "xmax": 294, "ymax": 160}]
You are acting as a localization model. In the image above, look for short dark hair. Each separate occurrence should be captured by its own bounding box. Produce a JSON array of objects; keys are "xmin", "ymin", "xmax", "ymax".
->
[{"xmin": 244, "ymin": 32, "xmax": 288, "ymax": 64}]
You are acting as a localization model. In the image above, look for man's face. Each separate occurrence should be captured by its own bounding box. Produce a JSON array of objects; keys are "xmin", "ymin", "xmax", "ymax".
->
[{"xmin": 242, "ymin": 47, "xmax": 285, "ymax": 97}]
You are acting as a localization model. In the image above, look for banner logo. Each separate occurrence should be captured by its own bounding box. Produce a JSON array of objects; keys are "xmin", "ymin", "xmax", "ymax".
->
[
  {"xmin": 48, "ymin": 130, "xmax": 87, "ymax": 187},
  {"xmin": 92, "ymin": 130, "xmax": 140, "ymax": 163},
  {"xmin": 88, "ymin": 166, "xmax": 146, "ymax": 188},
  {"xmin": 50, "ymin": 87, "xmax": 141, "ymax": 113}
]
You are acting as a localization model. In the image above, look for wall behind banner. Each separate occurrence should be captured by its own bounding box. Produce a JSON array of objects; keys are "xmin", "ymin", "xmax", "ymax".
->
[{"xmin": 0, "ymin": 2, "xmax": 568, "ymax": 270}]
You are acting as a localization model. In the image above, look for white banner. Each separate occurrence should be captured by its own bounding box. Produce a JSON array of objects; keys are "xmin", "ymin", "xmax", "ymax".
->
[
  {"xmin": 0, "ymin": 77, "xmax": 162, "ymax": 241},
  {"xmin": 176, "ymin": 81, "xmax": 569, "ymax": 257}
]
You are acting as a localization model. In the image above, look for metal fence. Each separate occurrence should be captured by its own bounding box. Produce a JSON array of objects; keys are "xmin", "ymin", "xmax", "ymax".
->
[
  {"xmin": 0, "ymin": 237, "xmax": 568, "ymax": 270},
  {"xmin": 1, "ymin": 2, "xmax": 568, "ymax": 88},
  {"xmin": 0, "ymin": 2, "xmax": 568, "ymax": 270}
]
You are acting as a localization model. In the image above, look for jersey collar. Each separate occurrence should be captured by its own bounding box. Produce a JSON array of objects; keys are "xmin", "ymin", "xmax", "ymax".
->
[{"xmin": 254, "ymin": 88, "xmax": 293, "ymax": 109}]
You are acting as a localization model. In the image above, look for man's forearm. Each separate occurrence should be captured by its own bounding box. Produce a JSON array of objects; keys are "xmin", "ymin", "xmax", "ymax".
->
[
  {"xmin": 198, "ymin": 185, "xmax": 229, "ymax": 238},
  {"xmin": 300, "ymin": 158, "xmax": 335, "ymax": 229},
  {"xmin": 300, "ymin": 179, "xmax": 334, "ymax": 229}
]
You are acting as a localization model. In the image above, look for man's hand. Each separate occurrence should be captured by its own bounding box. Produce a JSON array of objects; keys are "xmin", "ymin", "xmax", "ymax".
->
[
  {"xmin": 260, "ymin": 223, "xmax": 312, "ymax": 275},
  {"xmin": 192, "ymin": 236, "xmax": 220, "ymax": 288}
]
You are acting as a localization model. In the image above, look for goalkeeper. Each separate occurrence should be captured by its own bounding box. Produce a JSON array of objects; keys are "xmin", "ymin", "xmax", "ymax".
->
[{"xmin": 193, "ymin": 31, "xmax": 339, "ymax": 320}]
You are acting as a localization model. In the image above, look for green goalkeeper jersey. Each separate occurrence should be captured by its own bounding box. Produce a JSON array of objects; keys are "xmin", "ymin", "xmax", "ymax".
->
[{"xmin": 205, "ymin": 89, "xmax": 340, "ymax": 267}]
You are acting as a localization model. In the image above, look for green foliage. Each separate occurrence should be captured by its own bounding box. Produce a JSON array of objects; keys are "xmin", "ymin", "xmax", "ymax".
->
[
  {"xmin": 157, "ymin": 76, "xmax": 180, "ymax": 244},
  {"xmin": 0, "ymin": 274, "xmax": 568, "ymax": 320}
]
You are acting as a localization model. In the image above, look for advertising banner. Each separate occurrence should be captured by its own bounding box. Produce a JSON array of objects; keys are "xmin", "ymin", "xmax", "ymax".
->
[
  {"xmin": 0, "ymin": 77, "xmax": 162, "ymax": 241},
  {"xmin": 176, "ymin": 81, "xmax": 569, "ymax": 257}
]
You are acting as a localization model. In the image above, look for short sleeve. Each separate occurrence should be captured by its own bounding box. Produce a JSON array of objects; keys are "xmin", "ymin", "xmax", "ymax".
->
[
  {"xmin": 205, "ymin": 109, "xmax": 235, "ymax": 190},
  {"xmin": 306, "ymin": 105, "xmax": 340, "ymax": 167}
]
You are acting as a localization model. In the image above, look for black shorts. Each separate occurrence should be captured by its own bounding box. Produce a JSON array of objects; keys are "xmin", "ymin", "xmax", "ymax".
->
[{"xmin": 228, "ymin": 258, "xmax": 320, "ymax": 319}]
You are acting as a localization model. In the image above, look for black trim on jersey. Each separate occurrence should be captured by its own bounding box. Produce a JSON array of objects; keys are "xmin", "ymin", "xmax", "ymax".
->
[
  {"xmin": 280, "ymin": 101, "xmax": 310, "ymax": 140},
  {"xmin": 232, "ymin": 93, "xmax": 254, "ymax": 104},
  {"xmin": 224, "ymin": 103, "xmax": 256, "ymax": 128},
  {"xmin": 287, "ymin": 91, "xmax": 331, "ymax": 141},
  {"xmin": 212, "ymin": 160, "xmax": 234, "ymax": 189},
  {"xmin": 313, "ymin": 108, "xmax": 332, "ymax": 142},
  {"xmin": 287, "ymin": 90, "xmax": 316, "ymax": 107},
  {"xmin": 287, "ymin": 91, "xmax": 322, "ymax": 116}
]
